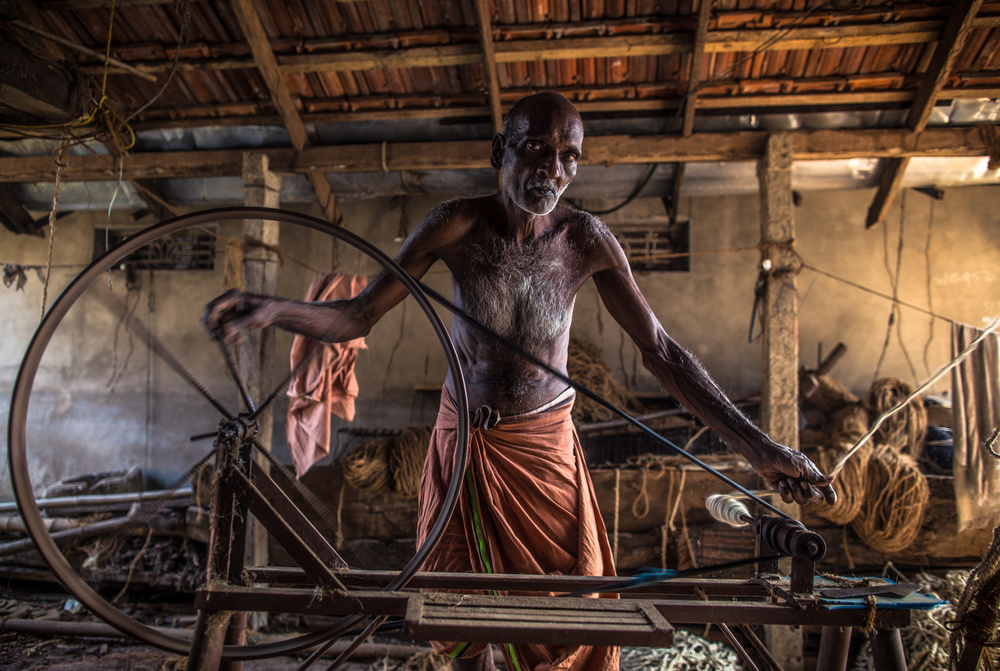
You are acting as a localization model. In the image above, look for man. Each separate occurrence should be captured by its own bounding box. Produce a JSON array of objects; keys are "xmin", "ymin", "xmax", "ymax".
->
[{"xmin": 205, "ymin": 91, "xmax": 835, "ymax": 671}]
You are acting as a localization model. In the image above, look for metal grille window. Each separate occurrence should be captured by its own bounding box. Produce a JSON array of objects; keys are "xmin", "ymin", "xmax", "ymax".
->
[
  {"xmin": 93, "ymin": 226, "xmax": 217, "ymax": 271},
  {"xmin": 612, "ymin": 219, "xmax": 690, "ymax": 272}
]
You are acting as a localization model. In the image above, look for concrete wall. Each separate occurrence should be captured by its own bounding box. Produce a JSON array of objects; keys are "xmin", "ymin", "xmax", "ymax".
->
[{"xmin": 1, "ymin": 185, "xmax": 997, "ymax": 498}]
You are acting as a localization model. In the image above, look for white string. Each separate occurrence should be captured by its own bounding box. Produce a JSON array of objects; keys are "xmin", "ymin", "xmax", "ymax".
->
[
  {"xmin": 705, "ymin": 493, "xmax": 752, "ymax": 528},
  {"xmin": 831, "ymin": 312, "xmax": 1000, "ymax": 476}
]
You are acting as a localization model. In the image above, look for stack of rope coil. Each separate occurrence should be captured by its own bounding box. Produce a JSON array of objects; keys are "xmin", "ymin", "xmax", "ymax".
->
[
  {"xmin": 814, "ymin": 404, "xmax": 871, "ymax": 526},
  {"xmin": 803, "ymin": 376, "xmax": 930, "ymax": 553},
  {"xmin": 343, "ymin": 425, "xmax": 431, "ymax": 499},
  {"xmin": 850, "ymin": 378, "xmax": 930, "ymax": 554},
  {"xmin": 567, "ymin": 337, "xmax": 643, "ymax": 423},
  {"xmin": 869, "ymin": 377, "xmax": 927, "ymax": 460}
]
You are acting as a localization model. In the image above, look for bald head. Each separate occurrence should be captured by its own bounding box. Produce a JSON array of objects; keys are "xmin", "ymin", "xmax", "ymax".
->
[{"xmin": 501, "ymin": 92, "xmax": 583, "ymax": 141}]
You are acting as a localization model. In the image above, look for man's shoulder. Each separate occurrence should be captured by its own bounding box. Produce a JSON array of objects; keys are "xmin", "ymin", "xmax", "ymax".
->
[
  {"xmin": 425, "ymin": 194, "xmax": 493, "ymax": 228},
  {"xmin": 557, "ymin": 206, "xmax": 613, "ymax": 243}
]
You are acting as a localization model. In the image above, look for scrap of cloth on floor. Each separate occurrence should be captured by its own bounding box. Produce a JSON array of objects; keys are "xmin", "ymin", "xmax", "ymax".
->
[
  {"xmin": 416, "ymin": 388, "xmax": 620, "ymax": 671},
  {"xmin": 286, "ymin": 272, "xmax": 368, "ymax": 478}
]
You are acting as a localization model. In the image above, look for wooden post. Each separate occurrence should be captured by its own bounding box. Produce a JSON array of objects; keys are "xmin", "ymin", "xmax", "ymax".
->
[
  {"xmin": 756, "ymin": 133, "xmax": 803, "ymax": 671},
  {"xmin": 238, "ymin": 152, "xmax": 281, "ymax": 630}
]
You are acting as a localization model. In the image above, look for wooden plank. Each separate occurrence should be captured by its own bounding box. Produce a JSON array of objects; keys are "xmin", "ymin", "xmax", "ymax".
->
[{"xmin": 406, "ymin": 594, "xmax": 674, "ymax": 648}]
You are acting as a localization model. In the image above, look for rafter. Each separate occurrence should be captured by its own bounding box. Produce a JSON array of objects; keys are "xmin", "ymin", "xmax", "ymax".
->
[
  {"xmin": 866, "ymin": 0, "xmax": 985, "ymax": 229},
  {"xmin": 229, "ymin": 0, "xmax": 337, "ymax": 222},
  {"xmin": 473, "ymin": 0, "xmax": 503, "ymax": 134},
  {"xmin": 0, "ymin": 127, "xmax": 988, "ymax": 184},
  {"xmin": 682, "ymin": 0, "xmax": 714, "ymax": 137}
]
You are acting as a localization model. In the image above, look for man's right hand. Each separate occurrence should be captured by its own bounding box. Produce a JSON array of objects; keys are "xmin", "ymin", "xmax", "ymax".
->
[{"xmin": 202, "ymin": 289, "xmax": 277, "ymax": 345}]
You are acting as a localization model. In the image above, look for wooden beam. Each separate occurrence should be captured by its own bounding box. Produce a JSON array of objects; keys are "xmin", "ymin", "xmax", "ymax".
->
[
  {"xmin": 668, "ymin": 163, "xmax": 685, "ymax": 224},
  {"xmin": 866, "ymin": 0, "xmax": 984, "ymax": 229},
  {"xmin": 907, "ymin": 0, "xmax": 985, "ymax": 132},
  {"xmin": 58, "ymin": 85, "xmax": 990, "ymax": 136},
  {"xmin": 866, "ymin": 157, "xmax": 911, "ymax": 229},
  {"xmin": 473, "ymin": 0, "xmax": 503, "ymax": 134},
  {"xmin": 757, "ymin": 133, "xmax": 799, "ymax": 451},
  {"xmin": 238, "ymin": 151, "xmax": 281, "ymax": 632},
  {"xmin": 756, "ymin": 134, "xmax": 801, "ymax": 669},
  {"xmin": 229, "ymin": 0, "xmax": 336, "ymax": 222},
  {"xmin": 0, "ymin": 40, "xmax": 92, "ymax": 123},
  {"xmin": 0, "ymin": 184, "xmax": 41, "ymax": 235},
  {"xmin": 0, "ymin": 127, "xmax": 989, "ymax": 183},
  {"xmin": 682, "ymin": 0, "xmax": 714, "ymax": 137}
]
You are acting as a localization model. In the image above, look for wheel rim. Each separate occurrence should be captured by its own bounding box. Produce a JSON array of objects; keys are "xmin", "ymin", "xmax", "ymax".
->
[{"xmin": 7, "ymin": 206, "xmax": 469, "ymax": 659}]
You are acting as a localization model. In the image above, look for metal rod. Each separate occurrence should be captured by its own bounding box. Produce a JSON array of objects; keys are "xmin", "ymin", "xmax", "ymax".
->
[
  {"xmin": 740, "ymin": 625, "xmax": 786, "ymax": 671},
  {"xmin": 0, "ymin": 487, "xmax": 192, "ymax": 514},
  {"xmin": 0, "ymin": 515, "xmax": 135, "ymax": 556},
  {"xmin": 216, "ymin": 339, "xmax": 256, "ymax": 415},
  {"xmin": 718, "ymin": 623, "xmax": 761, "ymax": 671}
]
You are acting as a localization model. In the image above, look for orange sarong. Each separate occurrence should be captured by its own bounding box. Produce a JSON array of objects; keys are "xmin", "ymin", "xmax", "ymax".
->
[{"xmin": 416, "ymin": 389, "xmax": 619, "ymax": 671}]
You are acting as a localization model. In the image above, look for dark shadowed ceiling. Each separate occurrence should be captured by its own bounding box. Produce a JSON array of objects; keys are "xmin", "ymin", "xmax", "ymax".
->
[{"xmin": 1, "ymin": 0, "xmax": 998, "ymax": 233}]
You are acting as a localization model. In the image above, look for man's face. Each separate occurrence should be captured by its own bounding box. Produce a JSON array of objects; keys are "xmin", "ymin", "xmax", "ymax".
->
[{"xmin": 496, "ymin": 103, "xmax": 583, "ymax": 216}]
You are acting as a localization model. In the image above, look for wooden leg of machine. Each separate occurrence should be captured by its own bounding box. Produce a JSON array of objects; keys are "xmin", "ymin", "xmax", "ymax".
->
[
  {"xmin": 869, "ymin": 628, "xmax": 906, "ymax": 671},
  {"xmin": 816, "ymin": 626, "xmax": 851, "ymax": 671},
  {"xmin": 955, "ymin": 641, "xmax": 984, "ymax": 671},
  {"xmin": 188, "ymin": 610, "xmax": 235, "ymax": 671},
  {"xmin": 221, "ymin": 611, "xmax": 248, "ymax": 671}
]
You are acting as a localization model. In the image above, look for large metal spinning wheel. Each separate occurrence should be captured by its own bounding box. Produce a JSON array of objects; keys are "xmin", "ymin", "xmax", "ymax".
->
[{"xmin": 7, "ymin": 207, "xmax": 470, "ymax": 660}]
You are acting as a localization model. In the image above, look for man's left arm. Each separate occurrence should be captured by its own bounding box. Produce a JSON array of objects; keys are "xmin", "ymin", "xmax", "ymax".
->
[{"xmin": 589, "ymin": 229, "xmax": 835, "ymax": 506}]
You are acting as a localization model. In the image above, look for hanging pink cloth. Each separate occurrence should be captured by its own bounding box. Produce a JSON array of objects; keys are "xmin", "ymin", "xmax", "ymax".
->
[{"xmin": 286, "ymin": 272, "xmax": 367, "ymax": 478}]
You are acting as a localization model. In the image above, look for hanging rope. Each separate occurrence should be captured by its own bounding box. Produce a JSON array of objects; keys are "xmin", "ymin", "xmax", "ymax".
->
[{"xmin": 39, "ymin": 145, "xmax": 68, "ymax": 321}]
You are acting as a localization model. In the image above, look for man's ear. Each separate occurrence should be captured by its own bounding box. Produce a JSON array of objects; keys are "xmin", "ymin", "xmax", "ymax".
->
[{"xmin": 490, "ymin": 133, "xmax": 505, "ymax": 170}]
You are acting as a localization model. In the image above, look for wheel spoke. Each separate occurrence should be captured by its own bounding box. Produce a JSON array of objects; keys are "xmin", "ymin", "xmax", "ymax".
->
[{"xmin": 92, "ymin": 288, "xmax": 236, "ymax": 421}]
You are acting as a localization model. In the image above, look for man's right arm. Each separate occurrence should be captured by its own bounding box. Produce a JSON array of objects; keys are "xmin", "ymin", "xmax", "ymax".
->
[{"xmin": 203, "ymin": 199, "xmax": 463, "ymax": 345}]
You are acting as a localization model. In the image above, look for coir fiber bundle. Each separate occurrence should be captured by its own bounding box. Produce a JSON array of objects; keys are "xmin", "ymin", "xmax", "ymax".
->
[
  {"xmin": 343, "ymin": 436, "xmax": 392, "ymax": 495},
  {"xmin": 868, "ymin": 377, "xmax": 927, "ymax": 460},
  {"xmin": 851, "ymin": 449, "xmax": 930, "ymax": 554},
  {"xmin": 813, "ymin": 403, "xmax": 872, "ymax": 526},
  {"xmin": 567, "ymin": 337, "xmax": 643, "ymax": 423},
  {"xmin": 391, "ymin": 425, "xmax": 431, "ymax": 499}
]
